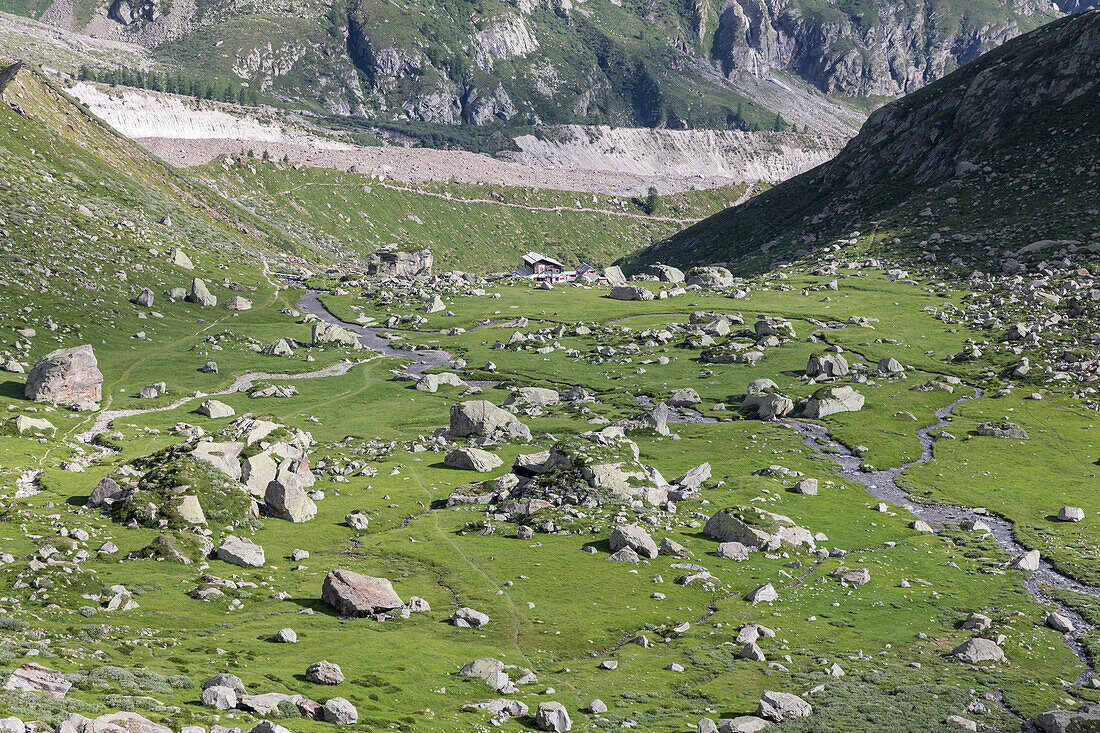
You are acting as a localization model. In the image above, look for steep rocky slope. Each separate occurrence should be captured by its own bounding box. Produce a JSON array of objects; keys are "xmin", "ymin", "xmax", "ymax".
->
[
  {"xmin": 625, "ymin": 9, "xmax": 1100, "ymax": 274},
  {"xmin": 7, "ymin": 0, "xmax": 1092, "ymax": 130}
]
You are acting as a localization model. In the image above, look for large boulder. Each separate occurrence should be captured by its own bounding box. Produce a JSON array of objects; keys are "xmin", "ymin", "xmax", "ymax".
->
[
  {"xmin": 612, "ymin": 402, "xmax": 671, "ymax": 436},
  {"xmin": 2, "ymin": 663, "xmax": 71, "ymax": 697},
  {"xmin": 305, "ymin": 660, "xmax": 344, "ymax": 685},
  {"xmin": 201, "ymin": 685, "xmax": 238, "ymax": 710},
  {"xmin": 450, "ymin": 400, "xmax": 531, "ymax": 443},
  {"xmin": 416, "ymin": 372, "xmax": 466, "ymax": 392},
  {"xmin": 451, "ymin": 607, "xmax": 491, "ymax": 628},
  {"xmin": 444, "ymin": 447, "xmax": 504, "ymax": 472},
  {"xmin": 609, "ymin": 285, "xmax": 654, "ymax": 301},
  {"xmin": 644, "ymin": 264, "xmax": 684, "ymax": 283},
  {"xmin": 685, "ymin": 267, "xmax": 735, "ymax": 288},
  {"xmin": 806, "ymin": 353, "xmax": 850, "ymax": 378},
  {"xmin": 609, "ymin": 524, "xmax": 658, "ymax": 559},
  {"xmin": 24, "ymin": 345, "xmax": 103, "ymax": 407},
  {"xmin": 312, "ymin": 322, "xmax": 361, "ymax": 348},
  {"xmin": 186, "ymin": 278, "xmax": 217, "ymax": 307},
  {"xmin": 264, "ymin": 475, "xmax": 318, "ymax": 522},
  {"xmin": 503, "ymin": 387, "xmax": 560, "ymax": 408},
  {"xmin": 324, "ymin": 697, "xmax": 358, "ymax": 724},
  {"xmin": 241, "ymin": 452, "xmax": 279, "ymax": 496},
  {"xmin": 741, "ymin": 393, "xmax": 793, "ymax": 419},
  {"xmin": 704, "ymin": 506, "xmax": 815, "ymax": 550},
  {"xmin": 168, "ymin": 247, "xmax": 193, "ymax": 269},
  {"xmin": 322, "ymin": 569, "xmax": 404, "ymax": 616},
  {"xmin": 668, "ymin": 387, "xmax": 701, "ymax": 407},
  {"xmin": 14, "ymin": 415, "xmax": 56, "ymax": 435},
  {"xmin": 804, "ymin": 386, "xmax": 865, "ymax": 418},
  {"xmin": 756, "ymin": 690, "xmax": 812, "ymax": 722},
  {"xmin": 1036, "ymin": 709, "xmax": 1100, "ymax": 733},
  {"xmin": 603, "ymin": 266, "xmax": 627, "ymax": 286},
  {"xmin": 674, "ymin": 462, "xmax": 711, "ymax": 490},
  {"xmin": 950, "ymin": 638, "xmax": 1005, "ymax": 664},
  {"xmin": 262, "ymin": 338, "xmax": 296, "ymax": 356},
  {"xmin": 216, "ymin": 536, "xmax": 265, "ymax": 567},
  {"xmin": 534, "ymin": 701, "xmax": 572, "ymax": 731},
  {"xmin": 878, "ymin": 357, "xmax": 905, "ymax": 373},
  {"xmin": 197, "ymin": 400, "xmax": 235, "ymax": 419},
  {"xmin": 366, "ymin": 248, "xmax": 432, "ymax": 278},
  {"xmin": 459, "ymin": 658, "xmax": 514, "ymax": 693}
]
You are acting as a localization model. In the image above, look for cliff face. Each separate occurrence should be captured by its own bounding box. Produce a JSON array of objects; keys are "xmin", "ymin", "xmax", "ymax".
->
[
  {"xmin": 710, "ymin": 0, "xmax": 1067, "ymax": 96},
  {"xmin": 626, "ymin": 9, "xmax": 1100, "ymax": 273}
]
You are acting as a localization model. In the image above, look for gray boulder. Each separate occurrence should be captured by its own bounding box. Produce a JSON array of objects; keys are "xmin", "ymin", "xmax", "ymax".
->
[
  {"xmin": 609, "ymin": 284, "xmax": 654, "ymax": 301},
  {"xmin": 216, "ymin": 536, "xmax": 265, "ymax": 567},
  {"xmin": 321, "ymin": 569, "xmax": 404, "ymax": 616},
  {"xmin": 742, "ymin": 392, "xmax": 793, "ymax": 419},
  {"xmin": 716, "ymin": 542, "xmax": 749, "ymax": 560},
  {"xmin": 168, "ymin": 247, "xmax": 194, "ymax": 269},
  {"xmin": 503, "ymin": 387, "xmax": 560, "ymax": 408},
  {"xmin": 806, "ymin": 353, "xmax": 850, "ymax": 378},
  {"xmin": 312, "ymin": 322, "xmax": 360, "ymax": 349},
  {"xmin": 685, "ymin": 267, "xmax": 734, "ymax": 288},
  {"xmin": 950, "ymin": 638, "xmax": 1005, "ymax": 664},
  {"xmin": 450, "ymin": 400, "xmax": 531, "ymax": 443},
  {"xmin": 2, "ymin": 663, "xmax": 71, "ymax": 697},
  {"xmin": 306, "ymin": 660, "xmax": 344, "ymax": 685},
  {"xmin": 264, "ymin": 476, "xmax": 318, "ymax": 522},
  {"xmin": 704, "ymin": 506, "xmax": 815, "ymax": 550},
  {"xmin": 804, "ymin": 386, "xmax": 865, "ymax": 418},
  {"xmin": 757, "ymin": 690, "xmax": 812, "ymax": 721},
  {"xmin": 324, "ymin": 698, "xmax": 358, "ymax": 724},
  {"xmin": 452, "ymin": 607, "xmax": 491, "ymax": 628},
  {"xmin": 197, "ymin": 400, "xmax": 235, "ymax": 419},
  {"xmin": 200, "ymin": 685, "xmax": 238, "ymax": 710},
  {"xmin": 444, "ymin": 447, "xmax": 504, "ymax": 472},
  {"xmin": 668, "ymin": 387, "xmax": 701, "ymax": 407},
  {"xmin": 1036, "ymin": 709, "xmax": 1100, "ymax": 733},
  {"xmin": 603, "ymin": 266, "xmax": 627, "ymax": 286},
  {"xmin": 186, "ymin": 278, "xmax": 217, "ymax": 307},
  {"xmin": 134, "ymin": 288, "xmax": 154, "ymax": 307},
  {"xmin": 534, "ymin": 701, "xmax": 572, "ymax": 731},
  {"xmin": 644, "ymin": 264, "xmax": 685, "ymax": 282},
  {"xmin": 1058, "ymin": 506, "xmax": 1085, "ymax": 522},
  {"xmin": 609, "ymin": 524, "xmax": 658, "ymax": 559},
  {"xmin": 878, "ymin": 357, "xmax": 905, "ymax": 373},
  {"xmin": 24, "ymin": 345, "xmax": 103, "ymax": 407}
]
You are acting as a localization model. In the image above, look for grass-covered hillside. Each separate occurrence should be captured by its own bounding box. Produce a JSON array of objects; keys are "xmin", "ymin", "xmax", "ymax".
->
[
  {"xmin": 195, "ymin": 157, "xmax": 753, "ymax": 272},
  {"xmin": 625, "ymin": 9, "xmax": 1100, "ymax": 274}
]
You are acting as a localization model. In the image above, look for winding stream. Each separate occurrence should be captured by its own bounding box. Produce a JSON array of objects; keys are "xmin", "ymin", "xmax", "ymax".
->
[{"xmin": 787, "ymin": 388, "xmax": 1100, "ymax": 688}]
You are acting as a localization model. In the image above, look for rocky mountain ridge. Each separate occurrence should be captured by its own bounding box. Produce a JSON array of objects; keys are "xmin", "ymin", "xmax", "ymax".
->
[{"xmin": 625, "ymin": 9, "xmax": 1100, "ymax": 273}]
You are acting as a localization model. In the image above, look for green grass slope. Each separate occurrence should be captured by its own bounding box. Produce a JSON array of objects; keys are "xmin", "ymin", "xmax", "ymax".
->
[
  {"xmin": 624, "ymin": 9, "xmax": 1100, "ymax": 274},
  {"xmin": 194, "ymin": 156, "xmax": 753, "ymax": 272}
]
